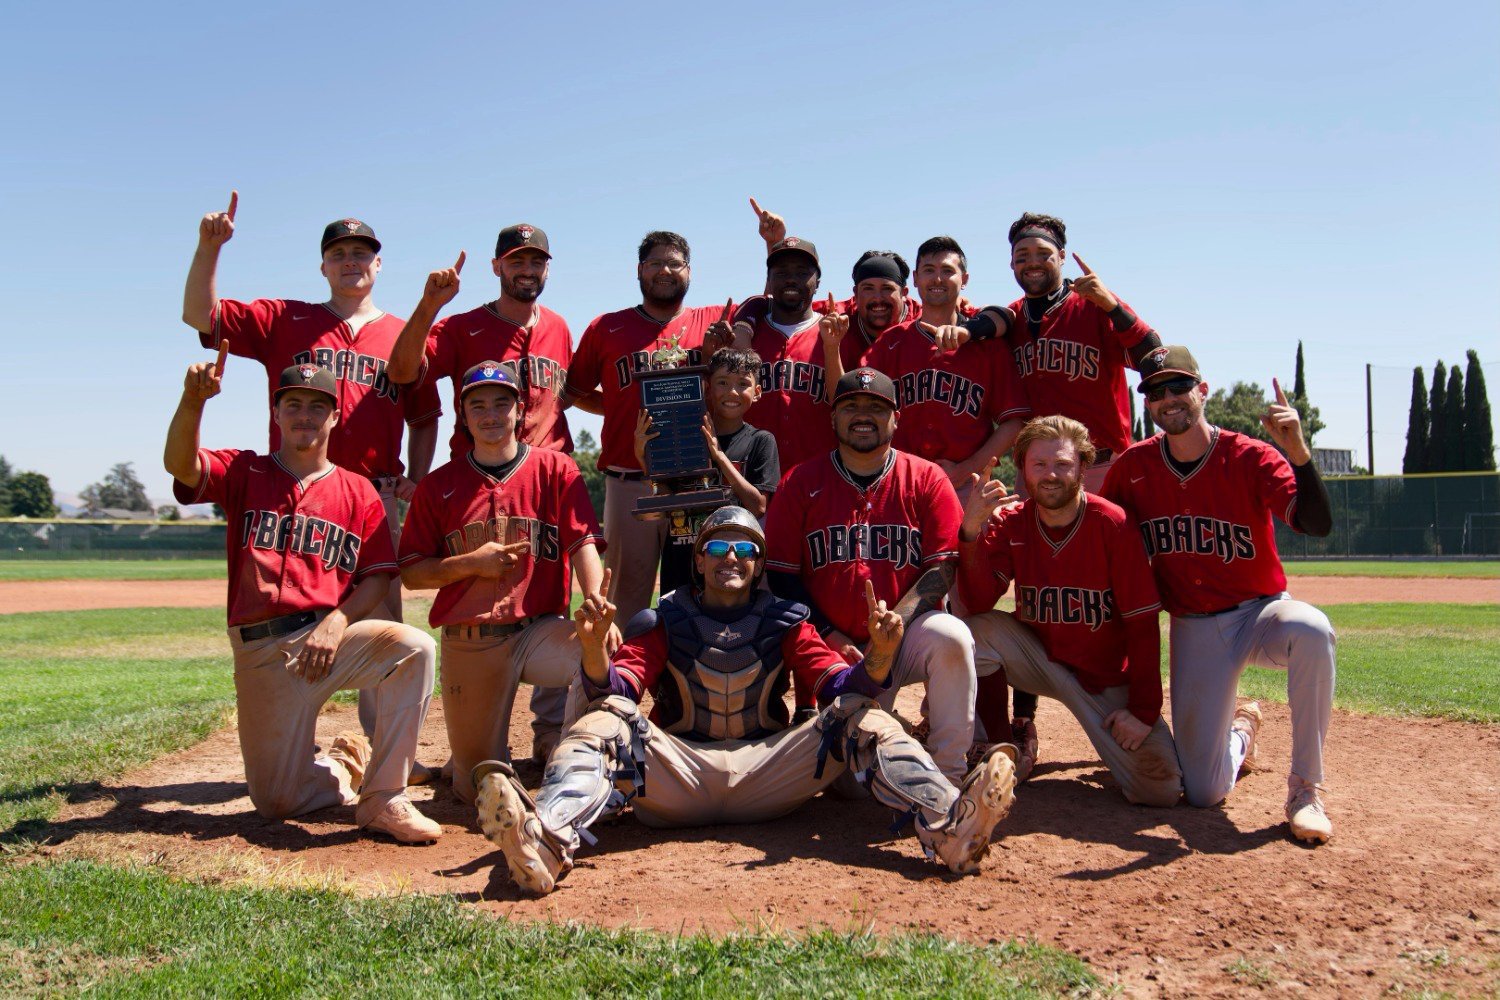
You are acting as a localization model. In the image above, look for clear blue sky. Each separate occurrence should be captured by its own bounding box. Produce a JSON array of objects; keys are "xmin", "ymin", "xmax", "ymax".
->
[{"xmin": 2, "ymin": 1, "xmax": 1496, "ymax": 504}]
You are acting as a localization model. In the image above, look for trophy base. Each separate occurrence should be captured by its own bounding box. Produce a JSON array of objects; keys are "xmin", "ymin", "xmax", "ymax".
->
[{"xmin": 633, "ymin": 486, "xmax": 734, "ymax": 521}]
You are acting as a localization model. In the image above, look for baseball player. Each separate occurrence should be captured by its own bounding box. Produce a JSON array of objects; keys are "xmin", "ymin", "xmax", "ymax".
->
[
  {"xmin": 765, "ymin": 368, "xmax": 978, "ymax": 782},
  {"xmin": 564, "ymin": 227, "xmax": 761, "ymax": 625},
  {"xmin": 165, "ymin": 351, "xmax": 440, "ymax": 843},
  {"xmin": 471, "ymin": 506, "xmax": 1017, "ymax": 895},
  {"xmin": 182, "ymin": 195, "xmax": 442, "ymax": 623},
  {"xmin": 1101, "ymin": 346, "xmax": 1337, "ymax": 843},
  {"xmin": 961, "ymin": 416, "xmax": 1182, "ymax": 803},
  {"xmin": 399, "ymin": 363, "xmax": 608, "ymax": 802},
  {"xmin": 385, "ymin": 224, "xmax": 579, "ymax": 458}
]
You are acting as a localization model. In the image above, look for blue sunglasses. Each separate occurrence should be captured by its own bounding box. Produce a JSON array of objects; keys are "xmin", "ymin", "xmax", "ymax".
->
[{"xmin": 701, "ymin": 540, "xmax": 761, "ymax": 559}]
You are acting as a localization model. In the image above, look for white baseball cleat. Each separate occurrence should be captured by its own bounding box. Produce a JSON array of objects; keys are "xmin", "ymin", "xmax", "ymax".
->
[
  {"xmin": 1286, "ymin": 774, "xmax": 1333, "ymax": 845},
  {"xmin": 359, "ymin": 796, "xmax": 442, "ymax": 844},
  {"xmin": 474, "ymin": 760, "xmax": 567, "ymax": 895},
  {"xmin": 921, "ymin": 745, "xmax": 1017, "ymax": 875}
]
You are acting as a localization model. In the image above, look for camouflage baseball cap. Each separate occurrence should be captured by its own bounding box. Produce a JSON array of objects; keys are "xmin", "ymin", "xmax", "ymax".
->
[
  {"xmin": 274, "ymin": 363, "xmax": 338, "ymax": 401},
  {"xmin": 320, "ymin": 218, "xmax": 381, "ymax": 253},
  {"xmin": 1136, "ymin": 345, "xmax": 1202, "ymax": 392},
  {"xmin": 495, "ymin": 223, "xmax": 550, "ymax": 259}
]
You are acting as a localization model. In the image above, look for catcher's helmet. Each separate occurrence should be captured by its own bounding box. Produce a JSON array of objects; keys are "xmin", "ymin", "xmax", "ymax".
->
[{"xmin": 691, "ymin": 506, "xmax": 766, "ymax": 585}]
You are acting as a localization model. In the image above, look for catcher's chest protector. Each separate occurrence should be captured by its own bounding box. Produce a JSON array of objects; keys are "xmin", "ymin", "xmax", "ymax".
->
[{"xmin": 655, "ymin": 590, "xmax": 807, "ymax": 742}]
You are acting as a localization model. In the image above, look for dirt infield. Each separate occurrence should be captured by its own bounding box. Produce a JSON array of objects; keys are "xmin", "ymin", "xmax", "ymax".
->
[
  {"xmin": 4, "ymin": 575, "xmax": 1498, "ymax": 614},
  {"xmin": 41, "ymin": 691, "xmax": 1500, "ymax": 996}
]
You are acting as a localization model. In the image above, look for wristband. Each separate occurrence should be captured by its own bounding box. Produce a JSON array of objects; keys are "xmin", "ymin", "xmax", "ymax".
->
[{"xmin": 961, "ymin": 311, "xmax": 999, "ymax": 342}]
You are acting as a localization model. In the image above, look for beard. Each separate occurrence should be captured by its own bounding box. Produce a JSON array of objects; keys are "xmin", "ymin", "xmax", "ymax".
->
[
  {"xmin": 501, "ymin": 273, "xmax": 545, "ymax": 303},
  {"xmin": 1029, "ymin": 474, "xmax": 1083, "ymax": 512},
  {"xmin": 837, "ymin": 423, "xmax": 892, "ymax": 453},
  {"xmin": 1151, "ymin": 394, "xmax": 1203, "ymax": 436},
  {"xmin": 640, "ymin": 273, "xmax": 688, "ymax": 308}
]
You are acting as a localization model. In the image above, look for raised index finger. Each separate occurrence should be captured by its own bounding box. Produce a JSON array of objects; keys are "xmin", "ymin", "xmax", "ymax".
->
[
  {"xmin": 863, "ymin": 578, "xmax": 877, "ymax": 612},
  {"xmin": 1272, "ymin": 377, "xmax": 1288, "ymax": 405},
  {"xmin": 213, "ymin": 339, "xmax": 229, "ymax": 376},
  {"xmin": 721, "ymin": 297, "xmax": 734, "ymax": 322},
  {"xmin": 454, "ymin": 250, "xmax": 466, "ymax": 273},
  {"xmin": 826, "ymin": 292, "xmax": 837, "ymax": 314},
  {"xmin": 226, "ymin": 190, "xmax": 238, "ymax": 220},
  {"xmin": 1071, "ymin": 252, "xmax": 1093, "ymax": 275},
  {"xmin": 749, "ymin": 196, "xmax": 765, "ymax": 218}
]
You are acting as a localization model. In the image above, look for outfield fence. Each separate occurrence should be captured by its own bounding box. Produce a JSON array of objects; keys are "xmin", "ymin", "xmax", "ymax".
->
[{"xmin": 0, "ymin": 519, "xmax": 227, "ymax": 559}]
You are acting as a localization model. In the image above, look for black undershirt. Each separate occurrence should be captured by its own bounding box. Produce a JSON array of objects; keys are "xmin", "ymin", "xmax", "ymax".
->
[{"xmin": 473, "ymin": 445, "xmax": 526, "ymax": 482}]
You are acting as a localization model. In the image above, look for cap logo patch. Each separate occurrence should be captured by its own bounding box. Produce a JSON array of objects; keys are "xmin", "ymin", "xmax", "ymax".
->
[
  {"xmin": 1147, "ymin": 347, "xmax": 1170, "ymax": 368},
  {"xmin": 784, "ymin": 237, "xmax": 800, "ymax": 247},
  {"xmin": 298, "ymin": 364, "xmax": 320, "ymax": 381},
  {"xmin": 517, "ymin": 225, "xmax": 534, "ymax": 240},
  {"xmin": 481, "ymin": 364, "xmax": 498, "ymax": 377},
  {"xmin": 342, "ymin": 219, "xmax": 361, "ymax": 232}
]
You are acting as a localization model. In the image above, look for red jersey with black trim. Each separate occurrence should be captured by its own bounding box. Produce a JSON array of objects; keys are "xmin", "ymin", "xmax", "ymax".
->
[
  {"xmin": 423, "ymin": 302, "xmax": 574, "ymax": 458},
  {"xmin": 207, "ymin": 299, "xmax": 441, "ymax": 478},
  {"xmin": 959, "ymin": 494, "xmax": 1162, "ymax": 718},
  {"xmin": 1002, "ymin": 286, "xmax": 1153, "ymax": 456},
  {"xmin": 1101, "ymin": 429, "xmax": 1299, "ymax": 616},
  {"xmin": 398, "ymin": 445, "xmax": 604, "ymax": 626},
  {"xmin": 861, "ymin": 319, "xmax": 1031, "ymax": 464},
  {"xmin": 564, "ymin": 304, "xmax": 728, "ymax": 471},
  {"xmin": 607, "ymin": 618, "xmax": 848, "ymax": 726},
  {"xmin": 172, "ymin": 449, "xmax": 396, "ymax": 627},
  {"xmin": 743, "ymin": 314, "xmax": 877, "ymax": 474},
  {"xmin": 766, "ymin": 449, "xmax": 962, "ymax": 643}
]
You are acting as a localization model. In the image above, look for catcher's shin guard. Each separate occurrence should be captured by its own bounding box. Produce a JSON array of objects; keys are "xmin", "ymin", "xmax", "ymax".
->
[{"xmin": 831, "ymin": 696, "xmax": 959, "ymax": 827}]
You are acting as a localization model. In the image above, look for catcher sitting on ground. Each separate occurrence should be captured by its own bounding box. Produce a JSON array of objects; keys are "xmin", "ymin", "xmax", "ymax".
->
[{"xmin": 472, "ymin": 506, "xmax": 1019, "ymax": 895}]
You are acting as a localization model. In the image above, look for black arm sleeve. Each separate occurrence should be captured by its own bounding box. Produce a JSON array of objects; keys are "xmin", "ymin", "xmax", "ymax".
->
[
  {"xmin": 767, "ymin": 570, "xmax": 833, "ymax": 633},
  {"xmin": 1290, "ymin": 459, "xmax": 1333, "ymax": 537},
  {"xmin": 960, "ymin": 306, "xmax": 1012, "ymax": 342}
]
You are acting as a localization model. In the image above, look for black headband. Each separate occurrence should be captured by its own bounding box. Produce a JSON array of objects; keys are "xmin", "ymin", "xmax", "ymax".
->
[
  {"xmin": 851, "ymin": 255, "xmax": 905, "ymax": 286},
  {"xmin": 1010, "ymin": 225, "xmax": 1063, "ymax": 249}
]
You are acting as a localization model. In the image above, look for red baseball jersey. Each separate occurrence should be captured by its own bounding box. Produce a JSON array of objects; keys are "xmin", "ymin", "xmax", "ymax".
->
[
  {"xmin": 861, "ymin": 319, "xmax": 1031, "ymax": 464},
  {"xmin": 173, "ymin": 449, "xmax": 397, "ymax": 627},
  {"xmin": 424, "ymin": 302, "xmax": 574, "ymax": 458},
  {"xmin": 564, "ymin": 304, "xmax": 728, "ymax": 471},
  {"xmin": 1002, "ymin": 287, "xmax": 1153, "ymax": 456},
  {"xmin": 744, "ymin": 314, "xmax": 876, "ymax": 474},
  {"xmin": 959, "ymin": 494, "xmax": 1162, "ymax": 716},
  {"xmin": 207, "ymin": 299, "xmax": 441, "ymax": 478},
  {"xmin": 767, "ymin": 450, "xmax": 962, "ymax": 642},
  {"xmin": 398, "ymin": 446, "xmax": 604, "ymax": 627},
  {"xmin": 1100, "ymin": 429, "xmax": 1299, "ymax": 616}
]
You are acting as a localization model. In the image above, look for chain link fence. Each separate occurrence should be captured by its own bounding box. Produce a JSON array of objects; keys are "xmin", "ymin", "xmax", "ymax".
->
[
  {"xmin": 1274, "ymin": 472, "xmax": 1500, "ymax": 558},
  {"xmin": 0, "ymin": 519, "xmax": 227, "ymax": 559}
]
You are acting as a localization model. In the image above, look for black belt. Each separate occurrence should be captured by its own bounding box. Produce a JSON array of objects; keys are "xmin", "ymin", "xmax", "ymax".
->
[
  {"xmin": 602, "ymin": 468, "xmax": 645, "ymax": 481},
  {"xmin": 1095, "ymin": 449, "xmax": 1113, "ymax": 464},
  {"xmin": 443, "ymin": 615, "xmax": 546, "ymax": 640},
  {"xmin": 238, "ymin": 610, "xmax": 320, "ymax": 641},
  {"xmin": 1183, "ymin": 594, "xmax": 1280, "ymax": 618}
]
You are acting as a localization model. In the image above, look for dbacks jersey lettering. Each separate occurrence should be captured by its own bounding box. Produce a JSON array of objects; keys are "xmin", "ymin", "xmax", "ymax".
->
[
  {"xmin": 1002, "ymin": 287, "xmax": 1154, "ymax": 456},
  {"xmin": 766, "ymin": 450, "xmax": 962, "ymax": 643},
  {"xmin": 424, "ymin": 302, "xmax": 574, "ymax": 458},
  {"xmin": 173, "ymin": 449, "xmax": 397, "ymax": 627},
  {"xmin": 1101, "ymin": 429, "xmax": 1299, "ymax": 616},
  {"xmin": 207, "ymin": 299, "xmax": 441, "ymax": 478},
  {"xmin": 565, "ymin": 304, "xmax": 727, "ymax": 471},
  {"xmin": 399, "ymin": 446, "xmax": 604, "ymax": 626},
  {"xmin": 861, "ymin": 320, "xmax": 1031, "ymax": 463},
  {"xmin": 960, "ymin": 494, "xmax": 1160, "ymax": 695}
]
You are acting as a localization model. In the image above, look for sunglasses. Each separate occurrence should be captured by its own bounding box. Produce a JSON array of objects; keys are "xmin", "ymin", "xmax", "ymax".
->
[
  {"xmin": 701, "ymin": 540, "xmax": 761, "ymax": 560},
  {"xmin": 1144, "ymin": 377, "xmax": 1200, "ymax": 403}
]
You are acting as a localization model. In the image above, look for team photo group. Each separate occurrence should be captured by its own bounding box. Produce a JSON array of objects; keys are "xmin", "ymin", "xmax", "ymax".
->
[{"xmin": 167, "ymin": 192, "xmax": 1338, "ymax": 896}]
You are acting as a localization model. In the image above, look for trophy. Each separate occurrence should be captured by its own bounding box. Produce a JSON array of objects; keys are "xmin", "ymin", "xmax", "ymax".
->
[{"xmin": 632, "ymin": 332, "xmax": 733, "ymax": 521}]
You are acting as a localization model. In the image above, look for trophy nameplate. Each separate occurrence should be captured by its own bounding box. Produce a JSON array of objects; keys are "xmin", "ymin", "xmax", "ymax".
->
[{"xmin": 632, "ymin": 353, "xmax": 732, "ymax": 521}]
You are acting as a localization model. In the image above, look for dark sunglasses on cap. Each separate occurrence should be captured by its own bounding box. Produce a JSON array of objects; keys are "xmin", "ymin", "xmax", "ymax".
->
[
  {"xmin": 701, "ymin": 540, "xmax": 761, "ymax": 560},
  {"xmin": 1144, "ymin": 377, "xmax": 1201, "ymax": 403}
]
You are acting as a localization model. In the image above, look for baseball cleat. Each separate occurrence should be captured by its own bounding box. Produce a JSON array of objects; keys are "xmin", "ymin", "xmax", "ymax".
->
[
  {"xmin": 406, "ymin": 759, "xmax": 443, "ymax": 786},
  {"xmin": 1286, "ymin": 774, "xmax": 1333, "ymax": 845},
  {"xmin": 1231, "ymin": 701, "xmax": 1263, "ymax": 775},
  {"xmin": 474, "ymin": 760, "xmax": 567, "ymax": 895},
  {"xmin": 966, "ymin": 740, "xmax": 1018, "ymax": 773},
  {"xmin": 360, "ymin": 796, "xmax": 442, "ymax": 844},
  {"xmin": 1010, "ymin": 717, "xmax": 1039, "ymax": 783},
  {"xmin": 923, "ymin": 745, "xmax": 1017, "ymax": 875},
  {"xmin": 325, "ymin": 731, "xmax": 371, "ymax": 795}
]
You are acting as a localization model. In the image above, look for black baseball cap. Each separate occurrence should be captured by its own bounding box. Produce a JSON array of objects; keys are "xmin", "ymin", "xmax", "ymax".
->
[
  {"xmin": 767, "ymin": 236, "xmax": 820, "ymax": 274},
  {"xmin": 274, "ymin": 363, "xmax": 338, "ymax": 401},
  {"xmin": 1136, "ymin": 345, "xmax": 1203, "ymax": 392},
  {"xmin": 460, "ymin": 361, "xmax": 522, "ymax": 399},
  {"xmin": 320, "ymin": 218, "xmax": 381, "ymax": 253},
  {"xmin": 833, "ymin": 367, "xmax": 898, "ymax": 408},
  {"xmin": 496, "ymin": 223, "xmax": 550, "ymax": 259}
]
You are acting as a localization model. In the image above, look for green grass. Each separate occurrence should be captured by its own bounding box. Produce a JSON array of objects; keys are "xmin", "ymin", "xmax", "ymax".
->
[
  {"xmin": 0, "ymin": 860, "xmax": 1096, "ymax": 998},
  {"xmin": 1228, "ymin": 603, "xmax": 1500, "ymax": 723},
  {"xmin": 0, "ymin": 559, "xmax": 226, "ymax": 581},
  {"xmin": 1282, "ymin": 560, "xmax": 1500, "ymax": 578}
]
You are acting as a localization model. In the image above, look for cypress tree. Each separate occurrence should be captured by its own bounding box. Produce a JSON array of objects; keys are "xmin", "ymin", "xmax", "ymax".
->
[
  {"xmin": 1464, "ymin": 350, "xmax": 1496, "ymax": 471},
  {"xmin": 1427, "ymin": 362, "xmax": 1448, "ymax": 472},
  {"xmin": 1294, "ymin": 341, "xmax": 1307, "ymax": 400},
  {"xmin": 1444, "ymin": 365, "xmax": 1466, "ymax": 473},
  {"xmin": 1402, "ymin": 366, "xmax": 1429, "ymax": 474}
]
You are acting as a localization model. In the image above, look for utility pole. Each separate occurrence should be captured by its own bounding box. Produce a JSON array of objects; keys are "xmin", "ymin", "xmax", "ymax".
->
[{"xmin": 1366, "ymin": 363, "xmax": 1375, "ymax": 475}]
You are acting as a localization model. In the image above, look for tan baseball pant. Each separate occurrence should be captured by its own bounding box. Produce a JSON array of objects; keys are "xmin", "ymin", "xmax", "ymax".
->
[
  {"xmin": 874, "ymin": 610, "xmax": 977, "ymax": 783},
  {"xmin": 228, "ymin": 615, "xmax": 435, "ymax": 824},
  {"xmin": 602, "ymin": 474, "xmax": 665, "ymax": 627},
  {"xmin": 968, "ymin": 609, "xmax": 1182, "ymax": 806},
  {"xmin": 357, "ymin": 480, "xmax": 408, "ymax": 739},
  {"xmin": 440, "ymin": 616, "xmax": 581, "ymax": 803}
]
